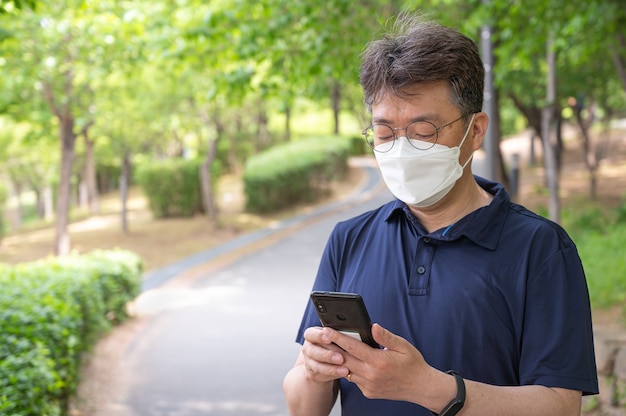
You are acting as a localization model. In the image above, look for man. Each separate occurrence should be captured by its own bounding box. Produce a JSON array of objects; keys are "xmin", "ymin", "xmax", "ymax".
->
[{"xmin": 283, "ymin": 14, "xmax": 598, "ymax": 416}]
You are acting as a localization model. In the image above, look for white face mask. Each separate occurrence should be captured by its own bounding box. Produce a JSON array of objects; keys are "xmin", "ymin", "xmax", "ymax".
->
[{"xmin": 374, "ymin": 114, "xmax": 475, "ymax": 208}]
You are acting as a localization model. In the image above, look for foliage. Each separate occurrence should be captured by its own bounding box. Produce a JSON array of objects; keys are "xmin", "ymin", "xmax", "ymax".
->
[
  {"xmin": 135, "ymin": 158, "xmax": 221, "ymax": 218},
  {"xmin": 576, "ymin": 223, "xmax": 626, "ymax": 311},
  {"xmin": 564, "ymin": 199, "xmax": 626, "ymax": 313},
  {"xmin": 243, "ymin": 136, "xmax": 351, "ymax": 213},
  {"xmin": 1, "ymin": 0, "xmax": 626, "ymax": 247},
  {"xmin": 0, "ymin": 249, "xmax": 143, "ymax": 416}
]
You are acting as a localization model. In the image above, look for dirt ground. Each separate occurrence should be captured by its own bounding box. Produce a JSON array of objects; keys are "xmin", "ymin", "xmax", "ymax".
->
[{"xmin": 2, "ymin": 125, "xmax": 626, "ymax": 415}]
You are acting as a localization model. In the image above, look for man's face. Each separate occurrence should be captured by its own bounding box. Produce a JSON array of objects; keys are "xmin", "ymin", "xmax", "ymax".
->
[{"xmin": 370, "ymin": 81, "xmax": 470, "ymax": 154}]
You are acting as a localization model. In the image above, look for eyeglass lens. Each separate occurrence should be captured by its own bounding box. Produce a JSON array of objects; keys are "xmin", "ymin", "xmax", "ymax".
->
[{"xmin": 364, "ymin": 121, "xmax": 438, "ymax": 152}]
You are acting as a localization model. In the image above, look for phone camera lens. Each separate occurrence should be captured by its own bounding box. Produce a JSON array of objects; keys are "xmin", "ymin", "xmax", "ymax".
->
[{"xmin": 316, "ymin": 302, "xmax": 327, "ymax": 313}]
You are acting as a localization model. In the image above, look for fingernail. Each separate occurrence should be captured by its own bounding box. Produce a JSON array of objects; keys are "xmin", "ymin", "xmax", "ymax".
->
[{"xmin": 331, "ymin": 353, "xmax": 343, "ymax": 364}]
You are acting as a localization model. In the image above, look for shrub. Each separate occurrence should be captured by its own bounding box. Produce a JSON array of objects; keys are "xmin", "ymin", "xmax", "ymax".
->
[
  {"xmin": 243, "ymin": 136, "xmax": 351, "ymax": 213},
  {"xmin": 135, "ymin": 158, "xmax": 221, "ymax": 218},
  {"xmin": 349, "ymin": 136, "xmax": 370, "ymax": 156},
  {"xmin": 0, "ymin": 249, "xmax": 143, "ymax": 415}
]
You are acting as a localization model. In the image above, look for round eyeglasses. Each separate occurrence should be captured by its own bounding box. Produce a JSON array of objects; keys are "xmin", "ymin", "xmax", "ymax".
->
[{"xmin": 361, "ymin": 114, "xmax": 467, "ymax": 152}]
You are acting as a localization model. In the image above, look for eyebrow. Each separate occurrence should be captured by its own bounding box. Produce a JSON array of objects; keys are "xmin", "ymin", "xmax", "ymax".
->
[{"xmin": 372, "ymin": 113, "xmax": 442, "ymax": 125}]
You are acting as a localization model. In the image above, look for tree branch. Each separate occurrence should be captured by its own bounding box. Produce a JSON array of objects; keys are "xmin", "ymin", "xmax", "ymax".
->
[{"xmin": 610, "ymin": 33, "xmax": 626, "ymax": 91}]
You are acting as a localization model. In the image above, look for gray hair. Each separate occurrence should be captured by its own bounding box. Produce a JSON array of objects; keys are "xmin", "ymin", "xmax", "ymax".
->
[{"xmin": 360, "ymin": 13, "xmax": 484, "ymax": 117}]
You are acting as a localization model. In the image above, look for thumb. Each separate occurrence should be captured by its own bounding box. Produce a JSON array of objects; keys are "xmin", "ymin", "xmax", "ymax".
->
[{"xmin": 372, "ymin": 323, "xmax": 405, "ymax": 351}]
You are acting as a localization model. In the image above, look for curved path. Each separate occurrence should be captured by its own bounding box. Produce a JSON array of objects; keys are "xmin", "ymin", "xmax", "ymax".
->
[{"xmin": 92, "ymin": 158, "xmax": 391, "ymax": 416}]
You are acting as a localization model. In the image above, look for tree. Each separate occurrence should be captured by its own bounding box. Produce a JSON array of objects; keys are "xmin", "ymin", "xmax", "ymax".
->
[
  {"xmin": 1, "ymin": 1, "xmax": 118, "ymax": 254},
  {"xmin": 462, "ymin": 0, "xmax": 626, "ymax": 220}
]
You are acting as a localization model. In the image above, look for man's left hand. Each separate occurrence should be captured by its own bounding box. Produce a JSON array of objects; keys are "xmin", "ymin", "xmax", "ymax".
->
[{"xmin": 325, "ymin": 323, "xmax": 438, "ymax": 403}]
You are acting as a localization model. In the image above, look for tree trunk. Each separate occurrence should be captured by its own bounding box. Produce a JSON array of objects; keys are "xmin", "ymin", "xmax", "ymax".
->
[
  {"xmin": 55, "ymin": 116, "xmax": 76, "ymax": 256},
  {"xmin": 542, "ymin": 36, "xmax": 560, "ymax": 223},
  {"xmin": 508, "ymin": 93, "xmax": 542, "ymax": 166},
  {"xmin": 200, "ymin": 138, "xmax": 219, "ymax": 221},
  {"xmin": 490, "ymin": 87, "xmax": 509, "ymax": 188},
  {"xmin": 84, "ymin": 132, "xmax": 99, "ymax": 214},
  {"xmin": 43, "ymin": 186, "xmax": 54, "ymax": 221},
  {"xmin": 120, "ymin": 151, "xmax": 131, "ymax": 234},
  {"xmin": 571, "ymin": 102, "xmax": 599, "ymax": 199},
  {"xmin": 555, "ymin": 112, "xmax": 563, "ymax": 171},
  {"xmin": 255, "ymin": 104, "xmax": 270, "ymax": 153},
  {"xmin": 332, "ymin": 81, "xmax": 341, "ymax": 135},
  {"xmin": 611, "ymin": 33, "xmax": 626, "ymax": 92},
  {"xmin": 13, "ymin": 182, "xmax": 23, "ymax": 227},
  {"xmin": 285, "ymin": 104, "xmax": 292, "ymax": 142},
  {"xmin": 229, "ymin": 116, "xmax": 241, "ymax": 173},
  {"xmin": 199, "ymin": 106, "xmax": 222, "ymax": 222}
]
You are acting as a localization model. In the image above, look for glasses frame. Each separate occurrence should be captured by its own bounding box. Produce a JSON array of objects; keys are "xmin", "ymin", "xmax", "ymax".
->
[{"xmin": 362, "ymin": 114, "xmax": 467, "ymax": 153}]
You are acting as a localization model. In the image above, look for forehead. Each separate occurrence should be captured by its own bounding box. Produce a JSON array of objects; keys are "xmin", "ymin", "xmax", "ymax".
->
[{"xmin": 371, "ymin": 81, "xmax": 455, "ymax": 123}]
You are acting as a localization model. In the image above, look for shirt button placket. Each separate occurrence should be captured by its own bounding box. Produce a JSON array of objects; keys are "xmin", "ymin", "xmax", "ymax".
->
[{"xmin": 409, "ymin": 236, "xmax": 434, "ymax": 296}]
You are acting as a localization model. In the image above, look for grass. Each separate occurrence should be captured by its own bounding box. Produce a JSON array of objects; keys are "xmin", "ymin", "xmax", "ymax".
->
[{"xmin": 563, "ymin": 204, "xmax": 626, "ymax": 318}]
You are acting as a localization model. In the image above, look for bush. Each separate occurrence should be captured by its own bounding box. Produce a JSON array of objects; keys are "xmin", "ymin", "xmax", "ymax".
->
[
  {"xmin": 243, "ymin": 136, "xmax": 351, "ymax": 213},
  {"xmin": 135, "ymin": 158, "xmax": 221, "ymax": 218},
  {"xmin": 0, "ymin": 250, "xmax": 143, "ymax": 415},
  {"xmin": 349, "ymin": 136, "xmax": 370, "ymax": 156}
]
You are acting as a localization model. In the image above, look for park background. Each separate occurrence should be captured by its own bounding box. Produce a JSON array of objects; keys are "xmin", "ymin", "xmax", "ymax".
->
[{"xmin": 1, "ymin": 0, "xmax": 626, "ymax": 415}]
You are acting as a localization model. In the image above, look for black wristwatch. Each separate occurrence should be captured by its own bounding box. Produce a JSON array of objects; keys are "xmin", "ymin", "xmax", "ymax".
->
[{"xmin": 431, "ymin": 370, "xmax": 466, "ymax": 416}]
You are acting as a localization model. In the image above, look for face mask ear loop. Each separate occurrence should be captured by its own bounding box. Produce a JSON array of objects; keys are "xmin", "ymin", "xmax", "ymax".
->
[{"xmin": 459, "ymin": 113, "xmax": 476, "ymax": 169}]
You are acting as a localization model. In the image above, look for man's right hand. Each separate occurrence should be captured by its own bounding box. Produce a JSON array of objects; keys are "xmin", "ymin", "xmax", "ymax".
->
[{"xmin": 301, "ymin": 326, "xmax": 350, "ymax": 383}]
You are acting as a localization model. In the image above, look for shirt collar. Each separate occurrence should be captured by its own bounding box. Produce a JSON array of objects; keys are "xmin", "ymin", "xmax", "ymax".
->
[{"xmin": 384, "ymin": 176, "xmax": 509, "ymax": 250}]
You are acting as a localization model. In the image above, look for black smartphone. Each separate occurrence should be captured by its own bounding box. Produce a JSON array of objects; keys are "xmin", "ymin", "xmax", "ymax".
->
[{"xmin": 310, "ymin": 291, "xmax": 380, "ymax": 348}]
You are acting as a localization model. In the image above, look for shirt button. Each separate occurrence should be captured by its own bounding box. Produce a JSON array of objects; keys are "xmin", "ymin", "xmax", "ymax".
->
[
  {"xmin": 423, "ymin": 237, "xmax": 431, "ymax": 244},
  {"xmin": 417, "ymin": 266, "xmax": 426, "ymax": 274}
]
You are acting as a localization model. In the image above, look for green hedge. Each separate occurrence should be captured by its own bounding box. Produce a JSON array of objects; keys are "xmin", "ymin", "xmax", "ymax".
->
[
  {"xmin": 135, "ymin": 158, "xmax": 221, "ymax": 219},
  {"xmin": 0, "ymin": 250, "xmax": 143, "ymax": 416},
  {"xmin": 243, "ymin": 136, "xmax": 351, "ymax": 213}
]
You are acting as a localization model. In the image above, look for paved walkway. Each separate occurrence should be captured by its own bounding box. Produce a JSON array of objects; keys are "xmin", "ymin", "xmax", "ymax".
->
[{"xmin": 87, "ymin": 158, "xmax": 390, "ymax": 416}]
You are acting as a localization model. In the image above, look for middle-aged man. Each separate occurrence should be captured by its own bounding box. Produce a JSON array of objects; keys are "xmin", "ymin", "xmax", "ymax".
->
[{"xmin": 283, "ymin": 13, "xmax": 599, "ymax": 416}]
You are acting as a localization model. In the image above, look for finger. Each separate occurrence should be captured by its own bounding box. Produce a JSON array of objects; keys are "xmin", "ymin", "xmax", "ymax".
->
[
  {"xmin": 372, "ymin": 323, "xmax": 410, "ymax": 352},
  {"xmin": 301, "ymin": 341, "xmax": 350, "ymax": 381},
  {"xmin": 302, "ymin": 340, "xmax": 345, "ymax": 366},
  {"xmin": 325, "ymin": 327, "xmax": 375, "ymax": 361},
  {"xmin": 303, "ymin": 326, "xmax": 330, "ymax": 344},
  {"xmin": 304, "ymin": 359, "xmax": 349, "ymax": 381}
]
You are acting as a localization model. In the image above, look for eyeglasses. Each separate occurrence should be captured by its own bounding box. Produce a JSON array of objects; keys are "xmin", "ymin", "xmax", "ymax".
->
[{"xmin": 361, "ymin": 114, "xmax": 467, "ymax": 153}]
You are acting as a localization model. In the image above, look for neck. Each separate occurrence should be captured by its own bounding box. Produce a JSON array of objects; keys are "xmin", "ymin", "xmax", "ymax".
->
[{"xmin": 408, "ymin": 175, "xmax": 493, "ymax": 233}]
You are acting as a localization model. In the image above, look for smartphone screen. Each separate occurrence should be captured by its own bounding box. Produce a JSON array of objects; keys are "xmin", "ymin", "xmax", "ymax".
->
[{"xmin": 310, "ymin": 291, "xmax": 380, "ymax": 348}]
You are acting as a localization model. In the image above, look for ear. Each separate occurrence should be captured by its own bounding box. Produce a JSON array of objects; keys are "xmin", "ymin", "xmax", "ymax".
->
[{"xmin": 470, "ymin": 112, "xmax": 489, "ymax": 151}]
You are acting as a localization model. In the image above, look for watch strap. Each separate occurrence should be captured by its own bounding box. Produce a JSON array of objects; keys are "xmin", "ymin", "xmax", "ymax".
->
[{"xmin": 430, "ymin": 370, "xmax": 466, "ymax": 416}]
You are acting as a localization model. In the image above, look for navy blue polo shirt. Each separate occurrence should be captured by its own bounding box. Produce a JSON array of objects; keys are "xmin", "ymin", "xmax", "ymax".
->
[{"xmin": 296, "ymin": 177, "xmax": 598, "ymax": 415}]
